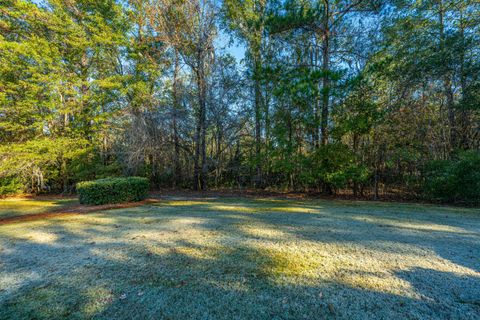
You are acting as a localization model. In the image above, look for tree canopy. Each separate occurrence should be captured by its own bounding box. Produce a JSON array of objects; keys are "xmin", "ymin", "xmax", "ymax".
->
[{"xmin": 0, "ymin": 0, "xmax": 479, "ymax": 203}]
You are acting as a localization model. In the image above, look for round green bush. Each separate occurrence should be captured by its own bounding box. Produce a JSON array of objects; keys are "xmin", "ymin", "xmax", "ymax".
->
[{"xmin": 76, "ymin": 177, "xmax": 149, "ymax": 205}]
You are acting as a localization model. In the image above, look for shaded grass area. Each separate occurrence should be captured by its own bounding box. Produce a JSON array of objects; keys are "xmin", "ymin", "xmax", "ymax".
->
[
  {"xmin": 0, "ymin": 197, "xmax": 78, "ymax": 219},
  {"xmin": 0, "ymin": 197, "xmax": 479, "ymax": 319}
]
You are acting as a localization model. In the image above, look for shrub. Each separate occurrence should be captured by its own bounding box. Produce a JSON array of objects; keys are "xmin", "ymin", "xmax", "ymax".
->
[
  {"xmin": 424, "ymin": 151, "xmax": 480, "ymax": 204},
  {"xmin": 308, "ymin": 143, "xmax": 371, "ymax": 193},
  {"xmin": 0, "ymin": 176, "xmax": 23, "ymax": 196},
  {"xmin": 76, "ymin": 177, "xmax": 149, "ymax": 205}
]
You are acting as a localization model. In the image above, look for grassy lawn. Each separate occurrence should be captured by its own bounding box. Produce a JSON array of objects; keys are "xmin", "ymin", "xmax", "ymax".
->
[
  {"xmin": 0, "ymin": 197, "xmax": 78, "ymax": 219},
  {"xmin": 0, "ymin": 197, "xmax": 479, "ymax": 319}
]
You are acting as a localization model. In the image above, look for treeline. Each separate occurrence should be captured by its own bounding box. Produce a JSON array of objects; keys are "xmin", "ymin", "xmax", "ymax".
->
[{"xmin": 0, "ymin": 0, "xmax": 479, "ymax": 204}]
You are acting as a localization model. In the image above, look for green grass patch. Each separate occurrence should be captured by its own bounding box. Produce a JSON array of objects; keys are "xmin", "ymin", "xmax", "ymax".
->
[{"xmin": 0, "ymin": 197, "xmax": 77, "ymax": 219}]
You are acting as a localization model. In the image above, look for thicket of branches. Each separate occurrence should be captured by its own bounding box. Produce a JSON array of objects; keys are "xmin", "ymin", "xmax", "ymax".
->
[{"xmin": 1, "ymin": 0, "xmax": 479, "ymax": 203}]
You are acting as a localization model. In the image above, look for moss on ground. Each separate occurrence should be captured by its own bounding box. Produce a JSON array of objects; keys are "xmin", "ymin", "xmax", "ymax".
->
[{"xmin": 0, "ymin": 197, "xmax": 479, "ymax": 319}]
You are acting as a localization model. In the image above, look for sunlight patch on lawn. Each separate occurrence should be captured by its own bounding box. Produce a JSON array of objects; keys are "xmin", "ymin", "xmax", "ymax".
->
[
  {"xmin": 351, "ymin": 216, "xmax": 471, "ymax": 234},
  {"xmin": 210, "ymin": 205, "xmax": 260, "ymax": 213},
  {"xmin": 0, "ymin": 270, "xmax": 42, "ymax": 300},
  {"xmin": 0, "ymin": 229, "xmax": 58, "ymax": 244},
  {"xmin": 158, "ymin": 200, "xmax": 212, "ymax": 207},
  {"xmin": 269, "ymin": 206, "xmax": 320, "ymax": 214},
  {"xmin": 253, "ymin": 198, "xmax": 289, "ymax": 203},
  {"xmin": 237, "ymin": 224, "xmax": 291, "ymax": 240},
  {"xmin": 80, "ymin": 286, "xmax": 114, "ymax": 317},
  {"xmin": 256, "ymin": 247, "xmax": 323, "ymax": 278},
  {"xmin": 23, "ymin": 230, "xmax": 58, "ymax": 244},
  {"xmin": 336, "ymin": 267, "xmax": 417, "ymax": 297},
  {"xmin": 90, "ymin": 248, "xmax": 133, "ymax": 263},
  {"xmin": 210, "ymin": 204, "xmax": 321, "ymax": 214},
  {"xmin": 0, "ymin": 198, "xmax": 75, "ymax": 219},
  {"xmin": 174, "ymin": 246, "xmax": 221, "ymax": 261}
]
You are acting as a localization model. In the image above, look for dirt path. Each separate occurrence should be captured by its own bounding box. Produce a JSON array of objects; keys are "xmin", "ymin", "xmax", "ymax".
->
[{"xmin": 0, "ymin": 199, "xmax": 160, "ymax": 225}]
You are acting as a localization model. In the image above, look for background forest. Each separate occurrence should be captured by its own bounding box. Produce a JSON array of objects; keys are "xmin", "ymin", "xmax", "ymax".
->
[{"xmin": 0, "ymin": 0, "xmax": 479, "ymax": 204}]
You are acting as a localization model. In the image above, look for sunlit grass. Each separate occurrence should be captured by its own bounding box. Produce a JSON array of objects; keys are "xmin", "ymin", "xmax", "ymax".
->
[
  {"xmin": 158, "ymin": 200, "xmax": 212, "ymax": 207},
  {"xmin": 350, "ymin": 215, "xmax": 471, "ymax": 233},
  {"xmin": 210, "ymin": 205, "xmax": 260, "ymax": 213},
  {"xmin": 0, "ymin": 197, "xmax": 77, "ymax": 219}
]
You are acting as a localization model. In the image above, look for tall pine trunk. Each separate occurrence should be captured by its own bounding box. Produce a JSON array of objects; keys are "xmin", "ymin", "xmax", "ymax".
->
[
  {"xmin": 253, "ymin": 50, "xmax": 262, "ymax": 187},
  {"xmin": 172, "ymin": 50, "xmax": 181, "ymax": 187},
  {"xmin": 438, "ymin": 2, "xmax": 456, "ymax": 153},
  {"xmin": 320, "ymin": 3, "xmax": 330, "ymax": 146},
  {"xmin": 193, "ymin": 58, "xmax": 207, "ymax": 190}
]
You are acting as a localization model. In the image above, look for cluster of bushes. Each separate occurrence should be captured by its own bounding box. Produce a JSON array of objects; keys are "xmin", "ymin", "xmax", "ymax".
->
[
  {"xmin": 264, "ymin": 143, "xmax": 371, "ymax": 193},
  {"xmin": 424, "ymin": 151, "xmax": 480, "ymax": 205},
  {"xmin": 0, "ymin": 138, "xmax": 123, "ymax": 195},
  {"xmin": 76, "ymin": 177, "xmax": 149, "ymax": 205},
  {"xmin": 2, "ymin": 137, "xmax": 478, "ymax": 206}
]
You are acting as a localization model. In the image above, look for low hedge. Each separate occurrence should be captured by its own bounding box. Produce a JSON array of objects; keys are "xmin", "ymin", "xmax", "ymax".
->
[{"xmin": 76, "ymin": 177, "xmax": 149, "ymax": 205}]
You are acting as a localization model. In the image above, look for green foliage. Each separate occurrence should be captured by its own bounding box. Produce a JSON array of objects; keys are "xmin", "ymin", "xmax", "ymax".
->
[
  {"xmin": 76, "ymin": 177, "xmax": 149, "ymax": 205},
  {"xmin": 310, "ymin": 144, "xmax": 371, "ymax": 192},
  {"xmin": 0, "ymin": 137, "xmax": 123, "ymax": 193},
  {"xmin": 0, "ymin": 138, "xmax": 91, "ymax": 193},
  {"xmin": 0, "ymin": 177, "xmax": 22, "ymax": 196},
  {"xmin": 424, "ymin": 151, "xmax": 480, "ymax": 204},
  {"xmin": 333, "ymin": 78, "xmax": 382, "ymax": 138},
  {"xmin": 1, "ymin": 0, "xmax": 478, "ymax": 203},
  {"xmin": 0, "ymin": 0, "xmax": 127, "ymax": 194}
]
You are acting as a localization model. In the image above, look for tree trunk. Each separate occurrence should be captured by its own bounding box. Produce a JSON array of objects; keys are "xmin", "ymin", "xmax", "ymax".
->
[
  {"xmin": 458, "ymin": 13, "xmax": 470, "ymax": 149},
  {"xmin": 313, "ymin": 34, "xmax": 320, "ymax": 148},
  {"xmin": 445, "ymin": 79, "xmax": 456, "ymax": 150},
  {"xmin": 193, "ymin": 57, "xmax": 208, "ymax": 190},
  {"xmin": 438, "ymin": 2, "xmax": 456, "ymax": 152},
  {"xmin": 172, "ymin": 50, "xmax": 181, "ymax": 187},
  {"xmin": 320, "ymin": 3, "xmax": 330, "ymax": 146},
  {"xmin": 253, "ymin": 49, "xmax": 262, "ymax": 187},
  {"xmin": 353, "ymin": 133, "xmax": 358, "ymax": 197},
  {"xmin": 264, "ymin": 82, "xmax": 270, "ymax": 185},
  {"xmin": 215, "ymin": 121, "xmax": 223, "ymax": 188},
  {"xmin": 61, "ymin": 157, "xmax": 68, "ymax": 194},
  {"xmin": 193, "ymin": 71, "xmax": 202, "ymax": 190},
  {"xmin": 200, "ymin": 93, "xmax": 207, "ymax": 190}
]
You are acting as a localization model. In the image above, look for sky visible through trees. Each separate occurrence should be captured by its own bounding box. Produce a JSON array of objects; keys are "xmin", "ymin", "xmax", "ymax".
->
[{"xmin": 0, "ymin": 0, "xmax": 479, "ymax": 204}]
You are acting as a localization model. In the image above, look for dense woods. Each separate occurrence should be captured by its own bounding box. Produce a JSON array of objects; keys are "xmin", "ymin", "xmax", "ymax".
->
[{"xmin": 0, "ymin": 0, "xmax": 479, "ymax": 203}]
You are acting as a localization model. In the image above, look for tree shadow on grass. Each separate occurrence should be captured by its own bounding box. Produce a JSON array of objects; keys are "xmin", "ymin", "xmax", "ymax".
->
[
  {"xmin": 395, "ymin": 267, "xmax": 480, "ymax": 315},
  {"xmin": 195, "ymin": 198, "xmax": 480, "ymax": 273},
  {"xmin": 108, "ymin": 199, "xmax": 480, "ymax": 277},
  {"xmin": 0, "ymin": 199, "xmax": 479, "ymax": 319}
]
